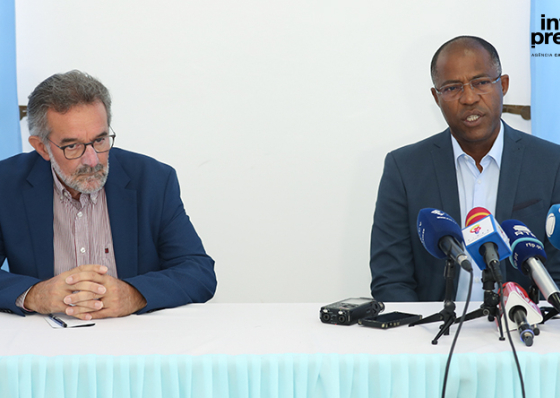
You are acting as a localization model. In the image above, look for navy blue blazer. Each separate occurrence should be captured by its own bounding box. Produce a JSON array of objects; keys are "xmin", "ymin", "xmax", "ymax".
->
[
  {"xmin": 0, "ymin": 148, "xmax": 217, "ymax": 315},
  {"xmin": 370, "ymin": 123, "xmax": 560, "ymax": 302}
]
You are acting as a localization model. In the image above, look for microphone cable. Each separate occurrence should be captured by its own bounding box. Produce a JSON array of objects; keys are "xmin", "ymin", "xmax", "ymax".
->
[
  {"xmin": 441, "ymin": 268, "xmax": 472, "ymax": 398},
  {"xmin": 494, "ymin": 270, "xmax": 526, "ymax": 398},
  {"xmin": 441, "ymin": 267, "xmax": 526, "ymax": 398}
]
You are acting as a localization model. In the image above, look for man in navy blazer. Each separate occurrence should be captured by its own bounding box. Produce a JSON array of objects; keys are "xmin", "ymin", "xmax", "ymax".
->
[
  {"xmin": 0, "ymin": 71, "xmax": 216, "ymax": 318},
  {"xmin": 370, "ymin": 36, "xmax": 560, "ymax": 302}
]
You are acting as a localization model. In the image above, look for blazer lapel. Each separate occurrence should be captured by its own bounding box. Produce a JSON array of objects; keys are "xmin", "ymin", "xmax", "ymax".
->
[
  {"xmin": 430, "ymin": 130, "xmax": 462, "ymax": 291},
  {"xmin": 105, "ymin": 152, "xmax": 138, "ymax": 279},
  {"xmin": 22, "ymin": 155, "xmax": 55, "ymax": 279},
  {"xmin": 496, "ymin": 124, "xmax": 524, "ymax": 222},
  {"xmin": 431, "ymin": 130, "xmax": 461, "ymax": 223}
]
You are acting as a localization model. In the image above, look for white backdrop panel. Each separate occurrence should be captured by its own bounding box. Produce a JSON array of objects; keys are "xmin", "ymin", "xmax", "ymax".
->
[{"xmin": 15, "ymin": 1, "xmax": 532, "ymax": 303}]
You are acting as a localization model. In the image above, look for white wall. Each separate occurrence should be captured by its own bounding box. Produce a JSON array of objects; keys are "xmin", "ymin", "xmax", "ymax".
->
[{"xmin": 15, "ymin": 1, "xmax": 532, "ymax": 303}]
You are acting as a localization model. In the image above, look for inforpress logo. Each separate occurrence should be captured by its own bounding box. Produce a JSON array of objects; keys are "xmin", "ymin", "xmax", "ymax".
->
[{"xmin": 532, "ymin": 14, "xmax": 560, "ymax": 48}]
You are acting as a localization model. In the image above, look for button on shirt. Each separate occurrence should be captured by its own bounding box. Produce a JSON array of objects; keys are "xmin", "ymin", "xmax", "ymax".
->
[
  {"xmin": 453, "ymin": 122, "xmax": 504, "ymax": 302},
  {"xmin": 52, "ymin": 168, "xmax": 118, "ymax": 278},
  {"xmin": 16, "ymin": 168, "xmax": 118, "ymax": 309}
]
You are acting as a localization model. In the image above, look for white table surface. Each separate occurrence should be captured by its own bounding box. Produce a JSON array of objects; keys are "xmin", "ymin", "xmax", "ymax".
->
[{"xmin": 2, "ymin": 301, "xmax": 559, "ymax": 357}]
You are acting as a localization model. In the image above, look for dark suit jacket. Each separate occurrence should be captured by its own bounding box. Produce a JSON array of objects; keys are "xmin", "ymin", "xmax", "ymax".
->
[
  {"xmin": 370, "ymin": 122, "xmax": 560, "ymax": 302},
  {"xmin": 0, "ymin": 148, "xmax": 217, "ymax": 315}
]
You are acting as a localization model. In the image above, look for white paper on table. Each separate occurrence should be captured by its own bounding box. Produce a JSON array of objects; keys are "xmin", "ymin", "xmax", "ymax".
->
[{"xmin": 45, "ymin": 313, "xmax": 95, "ymax": 328}]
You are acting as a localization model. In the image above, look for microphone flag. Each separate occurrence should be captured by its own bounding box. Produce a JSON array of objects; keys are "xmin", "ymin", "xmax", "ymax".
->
[{"xmin": 462, "ymin": 207, "xmax": 511, "ymax": 270}]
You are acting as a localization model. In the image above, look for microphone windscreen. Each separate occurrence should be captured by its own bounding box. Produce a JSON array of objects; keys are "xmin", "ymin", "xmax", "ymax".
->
[
  {"xmin": 466, "ymin": 207, "xmax": 491, "ymax": 227},
  {"xmin": 417, "ymin": 208, "xmax": 463, "ymax": 259},
  {"xmin": 501, "ymin": 219, "xmax": 546, "ymax": 271},
  {"xmin": 546, "ymin": 204, "xmax": 560, "ymax": 250}
]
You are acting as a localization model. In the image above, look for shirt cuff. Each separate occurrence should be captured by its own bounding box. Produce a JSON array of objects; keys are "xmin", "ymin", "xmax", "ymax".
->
[{"xmin": 16, "ymin": 287, "xmax": 34, "ymax": 313}]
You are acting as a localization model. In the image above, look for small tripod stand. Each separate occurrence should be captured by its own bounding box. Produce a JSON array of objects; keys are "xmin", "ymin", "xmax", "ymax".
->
[
  {"xmin": 409, "ymin": 258, "xmax": 457, "ymax": 345},
  {"xmin": 455, "ymin": 267, "xmax": 505, "ymax": 341}
]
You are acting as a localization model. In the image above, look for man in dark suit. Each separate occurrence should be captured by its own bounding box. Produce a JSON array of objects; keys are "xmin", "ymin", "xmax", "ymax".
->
[
  {"xmin": 370, "ymin": 36, "xmax": 560, "ymax": 302},
  {"xmin": 0, "ymin": 70, "xmax": 217, "ymax": 318}
]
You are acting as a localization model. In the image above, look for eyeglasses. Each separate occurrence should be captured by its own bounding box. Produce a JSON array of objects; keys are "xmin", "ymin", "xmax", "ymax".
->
[
  {"xmin": 47, "ymin": 129, "xmax": 116, "ymax": 160},
  {"xmin": 434, "ymin": 75, "xmax": 502, "ymax": 101}
]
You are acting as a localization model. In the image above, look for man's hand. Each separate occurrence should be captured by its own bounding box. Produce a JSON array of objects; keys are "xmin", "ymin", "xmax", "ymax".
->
[
  {"xmin": 24, "ymin": 264, "xmax": 147, "ymax": 320},
  {"xmin": 64, "ymin": 272, "xmax": 147, "ymax": 320},
  {"xmin": 24, "ymin": 264, "xmax": 108, "ymax": 315}
]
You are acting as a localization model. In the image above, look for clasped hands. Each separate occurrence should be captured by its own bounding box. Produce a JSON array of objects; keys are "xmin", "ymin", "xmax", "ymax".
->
[{"xmin": 24, "ymin": 264, "xmax": 147, "ymax": 320}]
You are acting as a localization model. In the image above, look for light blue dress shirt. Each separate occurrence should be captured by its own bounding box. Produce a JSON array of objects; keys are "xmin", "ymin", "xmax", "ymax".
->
[{"xmin": 453, "ymin": 122, "xmax": 504, "ymax": 301}]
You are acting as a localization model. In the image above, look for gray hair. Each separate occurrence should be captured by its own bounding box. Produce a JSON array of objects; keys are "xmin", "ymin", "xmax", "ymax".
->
[{"xmin": 27, "ymin": 70, "xmax": 112, "ymax": 140}]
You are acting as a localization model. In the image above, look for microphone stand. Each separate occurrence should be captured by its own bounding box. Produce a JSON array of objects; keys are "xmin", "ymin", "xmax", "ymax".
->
[
  {"xmin": 527, "ymin": 284, "xmax": 540, "ymax": 307},
  {"xmin": 409, "ymin": 258, "xmax": 457, "ymax": 345},
  {"xmin": 529, "ymin": 284, "xmax": 559, "ymax": 324},
  {"xmin": 539, "ymin": 306, "xmax": 558, "ymax": 323},
  {"xmin": 455, "ymin": 268, "xmax": 505, "ymax": 341}
]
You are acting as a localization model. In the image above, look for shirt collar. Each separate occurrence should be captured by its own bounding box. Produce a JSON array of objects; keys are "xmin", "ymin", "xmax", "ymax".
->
[{"xmin": 451, "ymin": 121, "xmax": 504, "ymax": 169}]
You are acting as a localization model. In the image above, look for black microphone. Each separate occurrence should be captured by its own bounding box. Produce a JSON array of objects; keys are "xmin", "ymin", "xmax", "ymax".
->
[
  {"xmin": 502, "ymin": 282, "xmax": 543, "ymax": 347},
  {"xmin": 512, "ymin": 309, "xmax": 533, "ymax": 347},
  {"xmin": 417, "ymin": 208, "xmax": 472, "ymax": 271},
  {"xmin": 501, "ymin": 219, "xmax": 560, "ymax": 313}
]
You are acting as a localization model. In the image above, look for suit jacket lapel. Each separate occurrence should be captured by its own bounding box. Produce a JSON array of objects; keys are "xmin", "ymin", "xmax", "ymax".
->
[
  {"xmin": 431, "ymin": 130, "xmax": 461, "ymax": 223},
  {"xmin": 105, "ymin": 152, "xmax": 138, "ymax": 279},
  {"xmin": 496, "ymin": 124, "xmax": 524, "ymax": 222},
  {"xmin": 495, "ymin": 125, "xmax": 524, "ymax": 278},
  {"xmin": 430, "ymin": 130, "xmax": 462, "ymax": 291},
  {"xmin": 23, "ymin": 155, "xmax": 55, "ymax": 279}
]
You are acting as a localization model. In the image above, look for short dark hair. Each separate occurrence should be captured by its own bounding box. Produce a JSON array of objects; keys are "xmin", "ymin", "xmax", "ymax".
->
[
  {"xmin": 430, "ymin": 36, "xmax": 501, "ymax": 85},
  {"xmin": 27, "ymin": 70, "xmax": 112, "ymax": 140}
]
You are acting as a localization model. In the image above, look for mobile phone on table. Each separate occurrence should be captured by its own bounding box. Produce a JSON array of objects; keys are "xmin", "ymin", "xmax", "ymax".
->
[{"xmin": 358, "ymin": 311, "xmax": 422, "ymax": 329}]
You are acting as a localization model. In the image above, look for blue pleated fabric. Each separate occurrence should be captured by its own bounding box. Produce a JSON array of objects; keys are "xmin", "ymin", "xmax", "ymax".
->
[{"xmin": 0, "ymin": 352, "xmax": 556, "ymax": 398}]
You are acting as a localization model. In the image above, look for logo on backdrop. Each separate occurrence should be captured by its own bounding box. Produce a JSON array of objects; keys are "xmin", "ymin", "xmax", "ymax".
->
[{"xmin": 532, "ymin": 14, "xmax": 560, "ymax": 57}]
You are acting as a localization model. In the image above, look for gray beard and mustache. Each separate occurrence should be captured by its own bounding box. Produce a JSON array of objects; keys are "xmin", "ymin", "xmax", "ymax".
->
[{"xmin": 46, "ymin": 145, "xmax": 109, "ymax": 194}]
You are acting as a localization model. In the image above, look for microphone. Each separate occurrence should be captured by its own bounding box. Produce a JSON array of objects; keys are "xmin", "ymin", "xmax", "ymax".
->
[
  {"xmin": 501, "ymin": 219, "xmax": 560, "ymax": 313},
  {"xmin": 546, "ymin": 204, "xmax": 560, "ymax": 250},
  {"xmin": 462, "ymin": 207, "xmax": 511, "ymax": 281},
  {"xmin": 417, "ymin": 208, "xmax": 472, "ymax": 271},
  {"xmin": 501, "ymin": 282, "xmax": 542, "ymax": 347}
]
